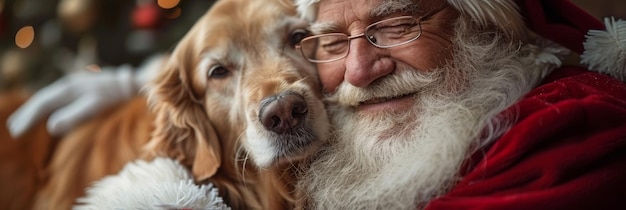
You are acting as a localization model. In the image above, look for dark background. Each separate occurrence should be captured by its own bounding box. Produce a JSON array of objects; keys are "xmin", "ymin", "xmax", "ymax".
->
[
  {"xmin": 0, "ymin": 0, "xmax": 217, "ymax": 90},
  {"xmin": 0, "ymin": 0, "xmax": 624, "ymax": 91}
]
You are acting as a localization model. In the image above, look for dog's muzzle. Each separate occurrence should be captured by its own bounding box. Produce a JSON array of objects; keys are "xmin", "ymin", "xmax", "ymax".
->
[{"xmin": 258, "ymin": 92, "xmax": 308, "ymax": 134}]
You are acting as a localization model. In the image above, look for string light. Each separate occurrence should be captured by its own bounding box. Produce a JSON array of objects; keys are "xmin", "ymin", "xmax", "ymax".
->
[
  {"xmin": 15, "ymin": 26, "xmax": 35, "ymax": 49},
  {"xmin": 157, "ymin": 0, "xmax": 179, "ymax": 9},
  {"xmin": 165, "ymin": 7, "xmax": 182, "ymax": 19}
]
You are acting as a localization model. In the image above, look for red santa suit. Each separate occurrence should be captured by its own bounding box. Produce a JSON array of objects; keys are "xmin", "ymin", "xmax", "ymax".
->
[{"xmin": 427, "ymin": 0, "xmax": 626, "ymax": 209}]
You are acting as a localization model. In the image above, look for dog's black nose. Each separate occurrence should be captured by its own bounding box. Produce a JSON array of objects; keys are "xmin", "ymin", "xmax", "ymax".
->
[{"xmin": 259, "ymin": 93, "xmax": 308, "ymax": 134}]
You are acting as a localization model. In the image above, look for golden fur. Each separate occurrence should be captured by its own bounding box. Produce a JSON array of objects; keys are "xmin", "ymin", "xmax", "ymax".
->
[
  {"xmin": 141, "ymin": 0, "xmax": 326, "ymax": 208},
  {"xmin": 0, "ymin": 89, "xmax": 53, "ymax": 210},
  {"xmin": 0, "ymin": 0, "xmax": 326, "ymax": 209},
  {"xmin": 0, "ymin": 90, "xmax": 153, "ymax": 210}
]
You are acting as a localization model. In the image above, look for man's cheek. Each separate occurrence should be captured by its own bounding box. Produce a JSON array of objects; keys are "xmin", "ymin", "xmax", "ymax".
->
[{"xmin": 318, "ymin": 64, "xmax": 345, "ymax": 93}]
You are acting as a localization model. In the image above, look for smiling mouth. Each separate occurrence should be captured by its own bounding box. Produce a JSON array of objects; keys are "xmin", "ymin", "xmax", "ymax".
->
[{"xmin": 358, "ymin": 92, "xmax": 415, "ymax": 105}]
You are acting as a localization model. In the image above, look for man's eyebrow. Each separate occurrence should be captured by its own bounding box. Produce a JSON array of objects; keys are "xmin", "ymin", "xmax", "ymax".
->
[
  {"xmin": 310, "ymin": 22, "xmax": 338, "ymax": 35},
  {"xmin": 370, "ymin": 0, "xmax": 420, "ymax": 17}
]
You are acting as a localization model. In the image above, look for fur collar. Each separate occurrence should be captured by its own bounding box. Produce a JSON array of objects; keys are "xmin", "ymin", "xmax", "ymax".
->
[{"xmin": 581, "ymin": 17, "xmax": 626, "ymax": 82}]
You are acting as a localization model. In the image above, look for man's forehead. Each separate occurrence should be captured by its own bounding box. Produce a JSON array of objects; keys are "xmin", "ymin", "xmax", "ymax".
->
[
  {"xmin": 369, "ymin": 0, "xmax": 420, "ymax": 17},
  {"xmin": 311, "ymin": 0, "xmax": 421, "ymax": 33}
]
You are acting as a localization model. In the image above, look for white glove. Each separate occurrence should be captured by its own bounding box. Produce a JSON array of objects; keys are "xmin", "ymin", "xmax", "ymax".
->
[
  {"xmin": 7, "ymin": 54, "xmax": 165, "ymax": 138},
  {"xmin": 7, "ymin": 65, "xmax": 136, "ymax": 137}
]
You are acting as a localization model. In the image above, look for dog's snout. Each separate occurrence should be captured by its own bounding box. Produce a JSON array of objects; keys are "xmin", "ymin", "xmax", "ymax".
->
[{"xmin": 259, "ymin": 93, "xmax": 308, "ymax": 134}]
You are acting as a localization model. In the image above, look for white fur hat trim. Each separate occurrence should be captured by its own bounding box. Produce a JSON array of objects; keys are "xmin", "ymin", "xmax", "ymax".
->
[
  {"xmin": 581, "ymin": 17, "xmax": 626, "ymax": 82},
  {"xmin": 74, "ymin": 157, "xmax": 229, "ymax": 210}
]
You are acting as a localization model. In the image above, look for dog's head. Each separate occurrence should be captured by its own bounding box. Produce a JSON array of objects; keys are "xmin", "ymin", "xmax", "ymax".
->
[{"xmin": 144, "ymin": 0, "xmax": 328, "ymax": 181}]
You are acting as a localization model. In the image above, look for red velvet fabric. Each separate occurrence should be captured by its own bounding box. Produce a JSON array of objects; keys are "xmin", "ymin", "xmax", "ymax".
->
[
  {"xmin": 426, "ymin": 66, "xmax": 626, "ymax": 210},
  {"xmin": 426, "ymin": 0, "xmax": 626, "ymax": 209}
]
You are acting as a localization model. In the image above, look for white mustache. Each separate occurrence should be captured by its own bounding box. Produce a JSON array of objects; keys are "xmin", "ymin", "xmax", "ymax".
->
[{"xmin": 326, "ymin": 67, "xmax": 440, "ymax": 107}]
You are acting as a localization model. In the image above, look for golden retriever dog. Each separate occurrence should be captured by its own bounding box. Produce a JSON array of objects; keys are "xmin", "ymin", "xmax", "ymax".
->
[
  {"xmin": 142, "ymin": 0, "xmax": 328, "ymax": 208},
  {"xmin": 0, "ymin": 0, "xmax": 327, "ymax": 209}
]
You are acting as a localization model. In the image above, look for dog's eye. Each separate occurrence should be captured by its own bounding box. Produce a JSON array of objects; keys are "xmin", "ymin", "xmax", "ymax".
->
[
  {"xmin": 208, "ymin": 65, "xmax": 230, "ymax": 79},
  {"xmin": 289, "ymin": 29, "xmax": 310, "ymax": 47}
]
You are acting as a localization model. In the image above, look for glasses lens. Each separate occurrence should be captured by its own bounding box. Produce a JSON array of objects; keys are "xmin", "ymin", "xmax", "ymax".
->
[
  {"xmin": 300, "ymin": 34, "xmax": 349, "ymax": 63},
  {"xmin": 365, "ymin": 16, "xmax": 421, "ymax": 48}
]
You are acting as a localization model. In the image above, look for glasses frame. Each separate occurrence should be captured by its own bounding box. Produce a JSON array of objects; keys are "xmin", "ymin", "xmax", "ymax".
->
[{"xmin": 296, "ymin": 5, "xmax": 448, "ymax": 63}]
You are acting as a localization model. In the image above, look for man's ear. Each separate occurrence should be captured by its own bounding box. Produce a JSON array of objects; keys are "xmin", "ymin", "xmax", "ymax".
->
[{"xmin": 143, "ymin": 58, "xmax": 222, "ymax": 181}]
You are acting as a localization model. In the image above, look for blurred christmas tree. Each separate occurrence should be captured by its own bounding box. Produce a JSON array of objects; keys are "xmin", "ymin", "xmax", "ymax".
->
[{"xmin": 0, "ymin": 0, "xmax": 215, "ymax": 90}]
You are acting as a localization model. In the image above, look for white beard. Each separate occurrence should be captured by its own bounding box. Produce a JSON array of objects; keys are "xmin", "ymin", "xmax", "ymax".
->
[{"xmin": 299, "ymin": 18, "xmax": 560, "ymax": 210}]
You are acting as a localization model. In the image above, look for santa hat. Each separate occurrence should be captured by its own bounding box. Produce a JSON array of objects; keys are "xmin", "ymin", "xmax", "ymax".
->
[
  {"xmin": 295, "ymin": 0, "xmax": 626, "ymax": 82},
  {"xmin": 514, "ymin": 0, "xmax": 626, "ymax": 82},
  {"xmin": 74, "ymin": 157, "xmax": 229, "ymax": 209}
]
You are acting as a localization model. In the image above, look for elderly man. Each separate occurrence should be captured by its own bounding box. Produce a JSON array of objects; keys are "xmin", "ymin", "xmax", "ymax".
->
[
  {"xmin": 293, "ymin": 0, "xmax": 626, "ymax": 209},
  {"xmin": 5, "ymin": 0, "xmax": 626, "ymax": 209}
]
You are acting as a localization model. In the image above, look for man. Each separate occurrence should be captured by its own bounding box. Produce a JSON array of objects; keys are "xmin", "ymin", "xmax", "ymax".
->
[
  {"xmin": 6, "ymin": 0, "xmax": 626, "ymax": 209},
  {"xmin": 293, "ymin": 0, "xmax": 626, "ymax": 209}
]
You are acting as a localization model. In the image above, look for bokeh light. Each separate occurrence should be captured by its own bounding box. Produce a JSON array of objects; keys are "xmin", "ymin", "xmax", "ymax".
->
[
  {"xmin": 1, "ymin": 50, "xmax": 26, "ymax": 82},
  {"xmin": 157, "ymin": 0, "xmax": 180, "ymax": 9},
  {"xmin": 57, "ymin": 0, "xmax": 97, "ymax": 34},
  {"xmin": 85, "ymin": 64, "xmax": 101, "ymax": 72},
  {"xmin": 15, "ymin": 26, "xmax": 35, "ymax": 48},
  {"xmin": 165, "ymin": 7, "xmax": 182, "ymax": 19}
]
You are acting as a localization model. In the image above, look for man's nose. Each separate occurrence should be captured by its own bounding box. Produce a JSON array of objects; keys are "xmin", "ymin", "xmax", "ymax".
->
[{"xmin": 344, "ymin": 38, "xmax": 394, "ymax": 87}]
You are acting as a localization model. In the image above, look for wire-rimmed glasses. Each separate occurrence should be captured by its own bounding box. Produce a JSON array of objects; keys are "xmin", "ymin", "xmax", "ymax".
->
[{"xmin": 296, "ymin": 6, "xmax": 447, "ymax": 63}]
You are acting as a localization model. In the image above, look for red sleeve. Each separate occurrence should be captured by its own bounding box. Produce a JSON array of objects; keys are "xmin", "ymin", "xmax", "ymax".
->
[{"xmin": 425, "ymin": 67, "xmax": 626, "ymax": 210}]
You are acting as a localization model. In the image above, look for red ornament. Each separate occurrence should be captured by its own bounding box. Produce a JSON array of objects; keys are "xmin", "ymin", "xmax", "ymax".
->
[{"xmin": 132, "ymin": 3, "xmax": 162, "ymax": 29}]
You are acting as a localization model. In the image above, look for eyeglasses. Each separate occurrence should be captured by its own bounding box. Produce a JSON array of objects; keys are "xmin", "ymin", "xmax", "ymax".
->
[{"xmin": 296, "ymin": 6, "xmax": 447, "ymax": 63}]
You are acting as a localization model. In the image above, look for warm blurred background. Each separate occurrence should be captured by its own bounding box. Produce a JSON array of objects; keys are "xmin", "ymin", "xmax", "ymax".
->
[
  {"xmin": 0, "ymin": 0, "xmax": 216, "ymax": 91},
  {"xmin": 0, "ymin": 0, "xmax": 624, "ymax": 91}
]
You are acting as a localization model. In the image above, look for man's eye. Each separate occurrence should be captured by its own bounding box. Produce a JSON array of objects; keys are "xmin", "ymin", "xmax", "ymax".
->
[
  {"xmin": 318, "ymin": 36, "xmax": 348, "ymax": 54},
  {"xmin": 207, "ymin": 65, "xmax": 230, "ymax": 79},
  {"xmin": 371, "ymin": 17, "xmax": 419, "ymax": 39},
  {"xmin": 378, "ymin": 23, "xmax": 417, "ymax": 34},
  {"xmin": 321, "ymin": 41, "xmax": 347, "ymax": 54}
]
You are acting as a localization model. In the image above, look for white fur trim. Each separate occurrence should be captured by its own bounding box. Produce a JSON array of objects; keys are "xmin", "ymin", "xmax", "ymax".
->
[
  {"xmin": 74, "ymin": 157, "xmax": 229, "ymax": 210},
  {"xmin": 533, "ymin": 38, "xmax": 571, "ymax": 67},
  {"xmin": 446, "ymin": 0, "xmax": 525, "ymax": 41},
  {"xmin": 519, "ymin": 38, "xmax": 571, "ymax": 81},
  {"xmin": 581, "ymin": 17, "xmax": 626, "ymax": 82}
]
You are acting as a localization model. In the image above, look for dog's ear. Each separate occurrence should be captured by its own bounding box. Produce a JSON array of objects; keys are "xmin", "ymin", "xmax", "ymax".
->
[{"xmin": 144, "ymin": 55, "xmax": 222, "ymax": 181}]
